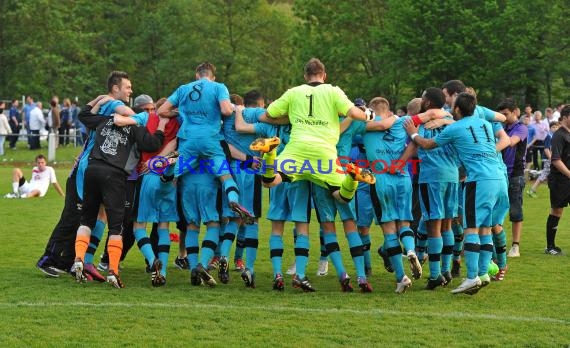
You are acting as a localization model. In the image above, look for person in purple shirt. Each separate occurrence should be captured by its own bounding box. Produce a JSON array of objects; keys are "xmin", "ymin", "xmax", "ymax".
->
[{"xmin": 497, "ymin": 99, "xmax": 528, "ymax": 259}]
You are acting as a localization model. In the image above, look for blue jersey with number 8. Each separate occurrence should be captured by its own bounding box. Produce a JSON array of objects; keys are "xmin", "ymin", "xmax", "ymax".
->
[{"xmin": 167, "ymin": 77, "xmax": 230, "ymax": 139}]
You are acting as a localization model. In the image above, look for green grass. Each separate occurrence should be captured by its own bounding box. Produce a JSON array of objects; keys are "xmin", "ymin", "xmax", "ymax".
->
[
  {"xmin": 0, "ymin": 163, "xmax": 569, "ymax": 347},
  {"xmin": 1, "ymin": 140, "xmax": 80, "ymax": 167}
]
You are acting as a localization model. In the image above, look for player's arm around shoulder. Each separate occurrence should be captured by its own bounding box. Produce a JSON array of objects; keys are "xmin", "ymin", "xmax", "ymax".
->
[
  {"xmin": 235, "ymin": 106, "xmax": 255, "ymax": 134},
  {"xmin": 365, "ymin": 114, "xmax": 398, "ymax": 131},
  {"xmin": 134, "ymin": 119, "xmax": 167, "ymax": 153},
  {"xmin": 78, "ymin": 105, "xmax": 109, "ymax": 130},
  {"xmin": 404, "ymin": 117, "xmax": 439, "ymax": 149}
]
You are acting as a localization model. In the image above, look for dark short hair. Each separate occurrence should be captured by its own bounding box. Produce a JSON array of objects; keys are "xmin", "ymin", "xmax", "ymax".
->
[
  {"xmin": 244, "ymin": 90, "xmax": 263, "ymax": 107},
  {"xmin": 442, "ymin": 80, "xmax": 466, "ymax": 96},
  {"xmin": 304, "ymin": 58, "xmax": 325, "ymax": 77},
  {"xmin": 549, "ymin": 121, "xmax": 560, "ymax": 128},
  {"xmin": 423, "ymin": 87, "xmax": 445, "ymax": 109},
  {"xmin": 107, "ymin": 71, "xmax": 129, "ymax": 92},
  {"xmin": 196, "ymin": 62, "xmax": 216, "ymax": 77},
  {"xmin": 497, "ymin": 98, "xmax": 517, "ymax": 112},
  {"xmin": 35, "ymin": 154, "xmax": 46, "ymax": 162},
  {"xmin": 560, "ymin": 105, "xmax": 570, "ymax": 120},
  {"xmin": 454, "ymin": 93, "xmax": 476, "ymax": 116}
]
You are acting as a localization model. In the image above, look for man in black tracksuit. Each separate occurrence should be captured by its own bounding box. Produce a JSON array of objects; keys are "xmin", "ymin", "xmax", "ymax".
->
[{"xmin": 72, "ymin": 100, "xmax": 168, "ymax": 288}]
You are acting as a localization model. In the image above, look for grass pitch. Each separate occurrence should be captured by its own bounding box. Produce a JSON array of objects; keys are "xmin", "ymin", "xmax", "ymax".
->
[{"xmin": 0, "ymin": 145, "xmax": 569, "ymax": 346}]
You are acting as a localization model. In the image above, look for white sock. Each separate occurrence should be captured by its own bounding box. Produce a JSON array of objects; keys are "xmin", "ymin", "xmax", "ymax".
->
[
  {"xmin": 12, "ymin": 182, "xmax": 18, "ymax": 194},
  {"xmin": 20, "ymin": 193, "xmax": 27, "ymax": 198}
]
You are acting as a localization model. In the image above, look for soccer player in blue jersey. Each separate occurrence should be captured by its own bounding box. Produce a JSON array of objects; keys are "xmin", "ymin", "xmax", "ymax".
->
[
  {"xmin": 350, "ymin": 97, "xmax": 420, "ymax": 293},
  {"xmin": 307, "ymin": 109, "xmax": 379, "ymax": 293},
  {"xmin": 157, "ymin": 62, "xmax": 254, "ymax": 285},
  {"xmin": 157, "ymin": 62, "xmax": 252, "ymax": 224},
  {"xmin": 215, "ymin": 90, "xmax": 269, "ymax": 288},
  {"xmin": 400, "ymin": 88, "xmax": 458, "ymax": 290},
  {"xmin": 405, "ymin": 92, "xmax": 507, "ymax": 295},
  {"xmin": 349, "ymin": 100, "xmax": 377, "ymax": 277},
  {"xmin": 178, "ymin": 169, "xmax": 221, "ymax": 287},
  {"xmin": 425, "ymin": 81, "xmax": 507, "ymax": 278},
  {"xmin": 122, "ymin": 96, "xmax": 181, "ymax": 287},
  {"xmin": 234, "ymin": 100, "xmax": 313, "ymax": 291}
]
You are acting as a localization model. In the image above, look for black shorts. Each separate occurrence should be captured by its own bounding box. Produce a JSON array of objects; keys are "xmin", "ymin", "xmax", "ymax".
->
[
  {"xmin": 81, "ymin": 160, "xmax": 127, "ymax": 236},
  {"xmin": 548, "ymin": 177, "xmax": 570, "ymax": 208}
]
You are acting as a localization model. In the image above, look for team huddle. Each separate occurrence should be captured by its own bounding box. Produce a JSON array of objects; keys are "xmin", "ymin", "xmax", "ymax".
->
[{"xmin": 36, "ymin": 58, "xmax": 544, "ymax": 295}]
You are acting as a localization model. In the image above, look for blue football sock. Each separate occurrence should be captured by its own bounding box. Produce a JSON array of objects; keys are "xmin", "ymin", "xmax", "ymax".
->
[
  {"xmin": 234, "ymin": 225, "xmax": 245, "ymax": 260},
  {"xmin": 478, "ymin": 234, "xmax": 493, "ymax": 276},
  {"xmin": 213, "ymin": 223, "xmax": 222, "ymax": 258},
  {"xmin": 134, "ymin": 227, "xmax": 155, "ymax": 265},
  {"xmin": 452, "ymin": 222, "xmax": 464, "ymax": 261},
  {"xmin": 441, "ymin": 230, "xmax": 454, "ymax": 273},
  {"xmin": 244, "ymin": 223, "xmax": 259, "ymax": 273},
  {"xmin": 359, "ymin": 233, "xmax": 372, "ymax": 270},
  {"xmin": 415, "ymin": 222, "xmax": 428, "ymax": 262},
  {"xmin": 269, "ymin": 234, "xmax": 284, "ymax": 277},
  {"xmin": 398, "ymin": 226, "xmax": 415, "ymax": 254},
  {"xmin": 464, "ymin": 233, "xmax": 480, "ymax": 279},
  {"xmin": 185, "ymin": 229, "xmax": 199, "ymax": 270},
  {"xmin": 84, "ymin": 219, "xmax": 105, "ymax": 265},
  {"xmin": 220, "ymin": 220, "xmax": 239, "ymax": 258},
  {"xmin": 384, "ymin": 233, "xmax": 405, "ymax": 281},
  {"xmin": 346, "ymin": 231, "xmax": 365, "ymax": 279},
  {"xmin": 319, "ymin": 227, "xmax": 327, "ymax": 261},
  {"xmin": 294, "ymin": 234, "xmax": 309, "ymax": 279},
  {"xmin": 200, "ymin": 225, "xmax": 220, "ymax": 267},
  {"xmin": 493, "ymin": 229, "xmax": 507, "ymax": 269},
  {"xmin": 157, "ymin": 228, "xmax": 170, "ymax": 276},
  {"xmin": 427, "ymin": 236, "xmax": 443, "ymax": 279},
  {"xmin": 223, "ymin": 179, "xmax": 239, "ymax": 203},
  {"xmin": 323, "ymin": 233, "xmax": 345, "ymax": 278}
]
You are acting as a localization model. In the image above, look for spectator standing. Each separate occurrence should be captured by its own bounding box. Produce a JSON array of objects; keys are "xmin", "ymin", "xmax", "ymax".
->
[
  {"xmin": 23, "ymin": 96, "xmax": 36, "ymax": 148},
  {"xmin": 29, "ymin": 102, "xmax": 45, "ymax": 150},
  {"xmin": 529, "ymin": 111, "xmax": 549, "ymax": 170},
  {"xmin": 48, "ymin": 98, "xmax": 61, "ymax": 141},
  {"xmin": 59, "ymin": 98, "xmax": 72, "ymax": 146},
  {"xmin": 70, "ymin": 100, "xmax": 85, "ymax": 145},
  {"xmin": 0, "ymin": 102, "xmax": 12, "ymax": 156},
  {"xmin": 8, "ymin": 99, "xmax": 21, "ymax": 149},
  {"xmin": 551, "ymin": 103, "xmax": 564, "ymax": 122}
]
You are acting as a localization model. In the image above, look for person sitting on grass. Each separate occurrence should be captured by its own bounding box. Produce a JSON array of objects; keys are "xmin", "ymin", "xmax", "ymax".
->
[{"xmin": 4, "ymin": 154, "xmax": 64, "ymax": 198}]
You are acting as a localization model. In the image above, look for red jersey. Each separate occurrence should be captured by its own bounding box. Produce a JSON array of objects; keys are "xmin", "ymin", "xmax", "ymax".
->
[{"xmin": 139, "ymin": 112, "xmax": 180, "ymax": 170}]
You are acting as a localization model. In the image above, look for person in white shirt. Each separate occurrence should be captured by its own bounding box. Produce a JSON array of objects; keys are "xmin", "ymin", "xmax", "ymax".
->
[
  {"xmin": 552, "ymin": 103, "xmax": 564, "ymax": 122},
  {"xmin": 5, "ymin": 154, "xmax": 64, "ymax": 198},
  {"xmin": 29, "ymin": 102, "xmax": 45, "ymax": 150},
  {"xmin": 0, "ymin": 102, "xmax": 12, "ymax": 156}
]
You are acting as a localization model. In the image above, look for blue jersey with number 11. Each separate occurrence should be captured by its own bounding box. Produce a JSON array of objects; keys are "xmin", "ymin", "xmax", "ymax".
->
[{"xmin": 434, "ymin": 116, "xmax": 503, "ymax": 182}]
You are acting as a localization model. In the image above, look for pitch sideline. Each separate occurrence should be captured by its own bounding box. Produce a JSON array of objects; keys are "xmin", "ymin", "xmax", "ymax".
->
[{"xmin": 2, "ymin": 301, "xmax": 568, "ymax": 325}]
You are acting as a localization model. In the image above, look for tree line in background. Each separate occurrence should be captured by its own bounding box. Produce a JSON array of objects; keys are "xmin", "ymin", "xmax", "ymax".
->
[{"xmin": 0, "ymin": 0, "xmax": 567, "ymax": 111}]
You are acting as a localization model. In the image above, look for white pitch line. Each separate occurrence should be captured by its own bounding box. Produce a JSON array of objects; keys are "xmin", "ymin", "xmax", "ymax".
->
[{"xmin": 2, "ymin": 301, "xmax": 569, "ymax": 325}]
